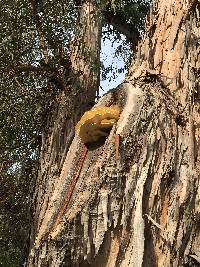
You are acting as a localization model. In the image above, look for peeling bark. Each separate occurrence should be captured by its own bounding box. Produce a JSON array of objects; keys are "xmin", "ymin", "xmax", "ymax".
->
[
  {"xmin": 27, "ymin": 0, "xmax": 101, "ymax": 265},
  {"xmin": 27, "ymin": 0, "xmax": 200, "ymax": 266}
]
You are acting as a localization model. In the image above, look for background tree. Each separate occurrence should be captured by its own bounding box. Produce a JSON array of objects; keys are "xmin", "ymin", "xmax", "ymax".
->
[
  {"xmin": 26, "ymin": 0, "xmax": 200, "ymax": 266},
  {"xmin": 0, "ymin": 0, "xmax": 149, "ymax": 266}
]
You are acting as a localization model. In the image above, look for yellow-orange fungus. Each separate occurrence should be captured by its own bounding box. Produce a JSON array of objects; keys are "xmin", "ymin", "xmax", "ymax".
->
[{"xmin": 76, "ymin": 106, "xmax": 120, "ymax": 143}]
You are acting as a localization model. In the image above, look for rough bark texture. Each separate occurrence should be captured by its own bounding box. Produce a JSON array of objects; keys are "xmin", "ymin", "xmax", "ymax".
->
[
  {"xmin": 27, "ymin": 0, "xmax": 101, "ymax": 265},
  {"xmin": 71, "ymin": 0, "xmax": 101, "ymax": 102},
  {"xmin": 27, "ymin": 0, "xmax": 200, "ymax": 266}
]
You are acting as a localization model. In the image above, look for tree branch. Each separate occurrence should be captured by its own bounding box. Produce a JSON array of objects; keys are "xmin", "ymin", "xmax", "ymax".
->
[
  {"xmin": 103, "ymin": 10, "xmax": 140, "ymax": 51},
  {"xmin": 30, "ymin": 0, "xmax": 49, "ymax": 63},
  {"xmin": 0, "ymin": 64, "xmax": 56, "ymax": 74}
]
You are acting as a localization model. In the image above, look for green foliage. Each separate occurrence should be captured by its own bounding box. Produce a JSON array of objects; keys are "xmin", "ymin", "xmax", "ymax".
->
[
  {"xmin": 103, "ymin": 0, "xmax": 151, "ymax": 31},
  {"xmin": 0, "ymin": 0, "xmax": 151, "ymax": 265},
  {"xmin": 0, "ymin": 0, "xmax": 77, "ymax": 265},
  {"xmin": 100, "ymin": 0, "xmax": 151, "ymax": 83}
]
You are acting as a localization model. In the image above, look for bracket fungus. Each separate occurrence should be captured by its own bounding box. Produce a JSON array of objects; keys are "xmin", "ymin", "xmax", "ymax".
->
[{"xmin": 76, "ymin": 105, "xmax": 120, "ymax": 143}]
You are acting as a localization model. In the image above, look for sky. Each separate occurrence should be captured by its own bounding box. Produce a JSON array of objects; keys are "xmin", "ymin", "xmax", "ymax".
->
[{"xmin": 99, "ymin": 34, "xmax": 127, "ymax": 96}]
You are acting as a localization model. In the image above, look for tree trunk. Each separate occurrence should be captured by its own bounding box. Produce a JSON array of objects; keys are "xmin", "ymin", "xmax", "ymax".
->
[
  {"xmin": 27, "ymin": 0, "xmax": 101, "ymax": 265},
  {"xmin": 27, "ymin": 0, "xmax": 200, "ymax": 266}
]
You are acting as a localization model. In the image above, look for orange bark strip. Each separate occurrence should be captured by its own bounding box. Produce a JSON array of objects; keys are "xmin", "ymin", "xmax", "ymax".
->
[
  {"xmin": 114, "ymin": 134, "xmax": 120, "ymax": 160},
  {"xmin": 50, "ymin": 146, "xmax": 88, "ymax": 232}
]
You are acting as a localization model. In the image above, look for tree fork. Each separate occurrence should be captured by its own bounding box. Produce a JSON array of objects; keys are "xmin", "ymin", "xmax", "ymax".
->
[{"xmin": 27, "ymin": 0, "xmax": 200, "ymax": 266}]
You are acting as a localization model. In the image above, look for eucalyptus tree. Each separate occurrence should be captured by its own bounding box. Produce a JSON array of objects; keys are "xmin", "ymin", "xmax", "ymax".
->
[
  {"xmin": 26, "ymin": 0, "xmax": 200, "ymax": 266},
  {"xmin": 0, "ymin": 0, "xmax": 149, "ymax": 266}
]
